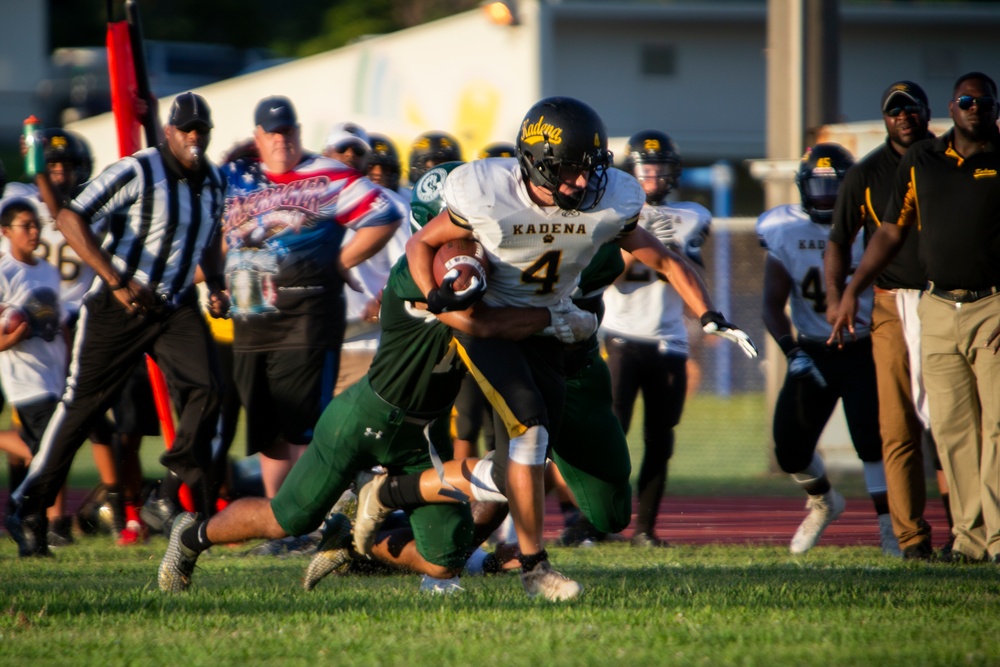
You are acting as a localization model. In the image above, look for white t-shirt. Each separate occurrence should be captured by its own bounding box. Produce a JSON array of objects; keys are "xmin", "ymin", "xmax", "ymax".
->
[
  {"xmin": 0, "ymin": 253, "xmax": 67, "ymax": 404},
  {"xmin": 1, "ymin": 182, "xmax": 99, "ymax": 316}
]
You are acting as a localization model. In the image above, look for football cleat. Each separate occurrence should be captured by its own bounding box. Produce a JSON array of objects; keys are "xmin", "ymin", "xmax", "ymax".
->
[
  {"xmin": 140, "ymin": 489, "xmax": 179, "ymax": 535},
  {"xmin": 47, "ymin": 516, "xmax": 75, "ymax": 548},
  {"xmin": 353, "ymin": 470, "xmax": 392, "ymax": 557},
  {"xmin": 303, "ymin": 513, "xmax": 354, "ymax": 591},
  {"xmin": 790, "ymin": 489, "xmax": 846, "ymax": 554},
  {"xmin": 158, "ymin": 512, "xmax": 199, "ymax": 592},
  {"xmin": 6, "ymin": 509, "xmax": 51, "ymax": 558},
  {"xmin": 520, "ymin": 560, "xmax": 582, "ymax": 601}
]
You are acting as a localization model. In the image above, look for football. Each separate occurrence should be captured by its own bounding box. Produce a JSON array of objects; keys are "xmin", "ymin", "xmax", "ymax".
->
[
  {"xmin": 432, "ymin": 239, "xmax": 490, "ymax": 293},
  {"xmin": 0, "ymin": 303, "xmax": 28, "ymax": 335}
]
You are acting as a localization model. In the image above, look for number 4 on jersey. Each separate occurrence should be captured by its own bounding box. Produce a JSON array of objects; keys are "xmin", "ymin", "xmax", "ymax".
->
[{"xmin": 521, "ymin": 250, "xmax": 562, "ymax": 295}]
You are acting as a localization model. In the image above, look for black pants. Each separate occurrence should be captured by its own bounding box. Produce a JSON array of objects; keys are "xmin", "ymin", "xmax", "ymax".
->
[
  {"xmin": 605, "ymin": 336, "xmax": 687, "ymax": 535},
  {"xmin": 14, "ymin": 288, "xmax": 222, "ymax": 515}
]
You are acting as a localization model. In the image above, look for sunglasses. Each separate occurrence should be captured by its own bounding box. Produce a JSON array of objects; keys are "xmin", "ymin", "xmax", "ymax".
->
[
  {"xmin": 885, "ymin": 104, "xmax": 923, "ymax": 117},
  {"xmin": 955, "ymin": 95, "xmax": 997, "ymax": 111}
]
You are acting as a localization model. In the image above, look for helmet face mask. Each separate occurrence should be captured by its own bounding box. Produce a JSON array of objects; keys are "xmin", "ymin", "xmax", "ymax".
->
[
  {"xmin": 408, "ymin": 132, "xmax": 462, "ymax": 185},
  {"xmin": 516, "ymin": 96, "xmax": 612, "ymax": 211},
  {"xmin": 622, "ymin": 129, "xmax": 681, "ymax": 205},
  {"xmin": 795, "ymin": 143, "xmax": 854, "ymax": 224}
]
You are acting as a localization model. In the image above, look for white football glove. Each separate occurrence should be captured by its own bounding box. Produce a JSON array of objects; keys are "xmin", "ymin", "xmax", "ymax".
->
[
  {"xmin": 543, "ymin": 299, "xmax": 599, "ymax": 344},
  {"xmin": 786, "ymin": 348, "xmax": 827, "ymax": 388},
  {"xmin": 700, "ymin": 311, "xmax": 759, "ymax": 359}
]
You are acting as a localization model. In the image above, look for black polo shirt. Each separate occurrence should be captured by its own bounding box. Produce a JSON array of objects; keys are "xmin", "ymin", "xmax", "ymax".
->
[
  {"xmin": 830, "ymin": 139, "xmax": 926, "ymax": 290},
  {"xmin": 883, "ymin": 129, "xmax": 1000, "ymax": 291}
]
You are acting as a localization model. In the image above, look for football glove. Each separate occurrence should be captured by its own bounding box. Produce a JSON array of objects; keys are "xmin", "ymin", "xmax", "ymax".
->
[
  {"xmin": 786, "ymin": 348, "xmax": 827, "ymax": 389},
  {"xmin": 425, "ymin": 269, "xmax": 487, "ymax": 314},
  {"xmin": 700, "ymin": 311, "xmax": 759, "ymax": 359},
  {"xmin": 543, "ymin": 299, "xmax": 599, "ymax": 344}
]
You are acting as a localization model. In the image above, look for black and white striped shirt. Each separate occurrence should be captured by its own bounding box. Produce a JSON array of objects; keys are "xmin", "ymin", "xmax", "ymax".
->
[{"xmin": 68, "ymin": 145, "xmax": 225, "ymax": 303}]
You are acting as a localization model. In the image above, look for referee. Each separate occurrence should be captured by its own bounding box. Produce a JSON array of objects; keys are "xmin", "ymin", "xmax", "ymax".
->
[{"xmin": 6, "ymin": 92, "xmax": 228, "ymax": 557}]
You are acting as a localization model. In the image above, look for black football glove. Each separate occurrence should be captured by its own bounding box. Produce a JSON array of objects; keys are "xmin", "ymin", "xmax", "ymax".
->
[
  {"xmin": 700, "ymin": 310, "xmax": 759, "ymax": 359},
  {"xmin": 425, "ymin": 269, "xmax": 487, "ymax": 314},
  {"xmin": 786, "ymin": 347, "xmax": 828, "ymax": 388}
]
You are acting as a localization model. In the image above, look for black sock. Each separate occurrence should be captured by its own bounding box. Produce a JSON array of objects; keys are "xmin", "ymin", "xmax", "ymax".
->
[
  {"xmin": 378, "ymin": 473, "xmax": 425, "ymax": 511},
  {"xmin": 180, "ymin": 520, "xmax": 214, "ymax": 554},
  {"xmin": 520, "ymin": 548, "xmax": 549, "ymax": 573}
]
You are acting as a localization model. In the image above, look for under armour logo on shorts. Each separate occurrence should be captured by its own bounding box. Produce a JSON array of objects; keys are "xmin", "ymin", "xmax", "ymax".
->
[{"xmin": 364, "ymin": 428, "xmax": 384, "ymax": 439}]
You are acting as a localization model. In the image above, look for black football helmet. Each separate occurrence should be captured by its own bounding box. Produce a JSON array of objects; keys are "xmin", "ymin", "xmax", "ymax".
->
[
  {"xmin": 516, "ymin": 96, "xmax": 612, "ymax": 211},
  {"xmin": 42, "ymin": 128, "xmax": 93, "ymax": 189},
  {"xmin": 478, "ymin": 142, "xmax": 517, "ymax": 159},
  {"xmin": 796, "ymin": 143, "xmax": 854, "ymax": 224},
  {"xmin": 622, "ymin": 129, "xmax": 681, "ymax": 205},
  {"xmin": 408, "ymin": 131, "xmax": 463, "ymax": 185},
  {"xmin": 366, "ymin": 133, "xmax": 402, "ymax": 191}
]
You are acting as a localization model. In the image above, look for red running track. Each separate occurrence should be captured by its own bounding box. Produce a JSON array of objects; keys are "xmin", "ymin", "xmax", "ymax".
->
[{"xmin": 1, "ymin": 490, "xmax": 953, "ymax": 549}]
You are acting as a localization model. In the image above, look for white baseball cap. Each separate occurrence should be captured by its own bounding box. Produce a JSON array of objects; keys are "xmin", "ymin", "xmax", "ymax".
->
[{"xmin": 324, "ymin": 122, "xmax": 371, "ymax": 153}]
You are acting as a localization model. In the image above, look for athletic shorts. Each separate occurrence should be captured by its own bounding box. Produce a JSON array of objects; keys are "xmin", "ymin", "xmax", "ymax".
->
[
  {"xmin": 15, "ymin": 396, "xmax": 59, "ymax": 454},
  {"xmin": 270, "ymin": 379, "xmax": 474, "ymax": 568},
  {"xmin": 233, "ymin": 348, "xmax": 338, "ymax": 454}
]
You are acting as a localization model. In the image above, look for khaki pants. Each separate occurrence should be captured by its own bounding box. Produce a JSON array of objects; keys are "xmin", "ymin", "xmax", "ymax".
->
[
  {"xmin": 919, "ymin": 291, "xmax": 1000, "ymax": 559},
  {"xmin": 871, "ymin": 289, "xmax": 931, "ymax": 548}
]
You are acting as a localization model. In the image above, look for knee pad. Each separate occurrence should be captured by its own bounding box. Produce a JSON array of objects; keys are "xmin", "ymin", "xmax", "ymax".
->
[
  {"xmin": 470, "ymin": 459, "xmax": 507, "ymax": 502},
  {"xmin": 509, "ymin": 425, "xmax": 548, "ymax": 466}
]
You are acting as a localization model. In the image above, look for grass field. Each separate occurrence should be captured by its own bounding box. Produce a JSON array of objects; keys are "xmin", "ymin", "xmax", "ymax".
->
[{"xmin": 2, "ymin": 540, "xmax": 999, "ymax": 667}]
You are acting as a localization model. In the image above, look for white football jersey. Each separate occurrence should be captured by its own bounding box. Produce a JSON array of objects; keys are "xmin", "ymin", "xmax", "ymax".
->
[
  {"xmin": 443, "ymin": 158, "xmax": 644, "ymax": 308},
  {"xmin": 1, "ymin": 182, "xmax": 98, "ymax": 316},
  {"xmin": 756, "ymin": 203, "xmax": 872, "ymax": 340},
  {"xmin": 602, "ymin": 201, "xmax": 711, "ymax": 352}
]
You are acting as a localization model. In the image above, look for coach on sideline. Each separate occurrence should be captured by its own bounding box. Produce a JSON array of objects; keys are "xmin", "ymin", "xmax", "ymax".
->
[{"xmin": 6, "ymin": 92, "xmax": 228, "ymax": 557}]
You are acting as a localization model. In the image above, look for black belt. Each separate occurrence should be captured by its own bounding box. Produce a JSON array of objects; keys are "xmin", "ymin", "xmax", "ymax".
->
[{"xmin": 928, "ymin": 284, "xmax": 1000, "ymax": 303}]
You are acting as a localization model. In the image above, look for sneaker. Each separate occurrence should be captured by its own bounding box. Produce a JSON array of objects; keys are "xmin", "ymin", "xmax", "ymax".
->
[
  {"xmin": 244, "ymin": 535, "xmax": 300, "ymax": 557},
  {"xmin": 420, "ymin": 574, "xmax": 463, "ymax": 594},
  {"xmin": 789, "ymin": 489, "xmax": 846, "ymax": 554},
  {"xmin": 303, "ymin": 513, "xmax": 354, "ymax": 591},
  {"xmin": 47, "ymin": 516, "xmax": 75, "ymax": 548},
  {"xmin": 630, "ymin": 531, "xmax": 668, "ymax": 548},
  {"xmin": 141, "ymin": 489, "xmax": 179, "ymax": 535},
  {"xmin": 939, "ymin": 548, "xmax": 987, "ymax": 565},
  {"xmin": 877, "ymin": 514, "xmax": 902, "ymax": 557},
  {"xmin": 5, "ymin": 509, "xmax": 51, "ymax": 558},
  {"xmin": 520, "ymin": 559, "xmax": 582, "ymax": 601},
  {"xmin": 353, "ymin": 470, "xmax": 391, "ymax": 557},
  {"xmin": 158, "ymin": 512, "xmax": 199, "ymax": 592},
  {"xmin": 902, "ymin": 540, "xmax": 935, "ymax": 561}
]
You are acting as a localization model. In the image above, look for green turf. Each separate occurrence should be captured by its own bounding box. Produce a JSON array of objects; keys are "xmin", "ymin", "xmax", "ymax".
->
[{"xmin": 1, "ymin": 540, "xmax": 997, "ymax": 666}]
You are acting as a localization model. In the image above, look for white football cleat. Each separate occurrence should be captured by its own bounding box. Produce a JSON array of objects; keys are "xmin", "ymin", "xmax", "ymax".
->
[{"xmin": 790, "ymin": 489, "xmax": 845, "ymax": 554}]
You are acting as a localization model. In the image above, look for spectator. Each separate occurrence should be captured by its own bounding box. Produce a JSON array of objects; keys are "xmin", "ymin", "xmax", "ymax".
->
[
  {"xmin": 831, "ymin": 72, "xmax": 1000, "ymax": 564},
  {"xmin": 825, "ymin": 80, "xmax": 938, "ymax": 560}
]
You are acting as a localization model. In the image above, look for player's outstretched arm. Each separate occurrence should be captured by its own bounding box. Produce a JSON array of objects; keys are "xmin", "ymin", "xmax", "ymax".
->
[{"xmin": 620, "ymin": 226, "xmax": 758, "ymax": 358}]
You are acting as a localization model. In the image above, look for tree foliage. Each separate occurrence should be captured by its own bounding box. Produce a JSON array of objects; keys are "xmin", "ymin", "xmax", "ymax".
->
[{"xmin": 49, "ymin": 0, "xmax": 479, "ymax": 56}]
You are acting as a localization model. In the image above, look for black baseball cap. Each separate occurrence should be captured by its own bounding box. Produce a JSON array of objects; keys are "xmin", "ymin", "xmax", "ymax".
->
[
  {"xmin": 254, "ymin": 96, "xmax": 298, "ymax": 132},
  {"xmin": 168, "ymin": 92, "xmax": 213, "ymax": 131},
  {"xmin": 881, "ymin": 81, "xmax": 929, "ymax": 113}
]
